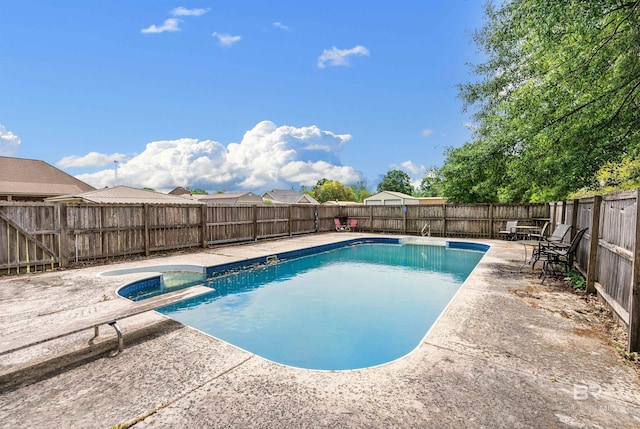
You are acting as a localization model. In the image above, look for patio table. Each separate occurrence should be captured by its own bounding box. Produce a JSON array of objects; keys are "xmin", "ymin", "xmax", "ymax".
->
[{"xmin": 514, "ymin": 225, "xmax": 541, "ymax": 240}]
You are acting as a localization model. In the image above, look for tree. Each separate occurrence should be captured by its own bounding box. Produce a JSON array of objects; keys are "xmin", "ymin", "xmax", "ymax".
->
[
  {"xmin": 376, "ymin": 169, "xmax": 414, "ymax": 195},
  {"xmin": 418, "ymin": 167, "xmax": 444, "ymax": 197},
  {"xmin": 350, "ymin": 180, "xmax": 372, "ymax": 202},
  {"xmin": 447, "ymin": 0, "xmax": 640, "ymax": 202},
  {"xmin": 316, "ymin": 180, "xmax": 356, "ymax": 203},
  {"xmin": 311, "ymin": 178, "xmax": 329, "ymax": 198},
  {"xmin": 188, "ymin": 188, "xmax": 208, "ymax": 195}
]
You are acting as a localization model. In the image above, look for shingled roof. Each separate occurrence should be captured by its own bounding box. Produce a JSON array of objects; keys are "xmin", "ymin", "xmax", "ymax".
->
[
  {"xmin": 46, "ymin": 185, "xmax": 205, "ymax": 205},
  {"xmin": 0, "ymin": 156, "xmax": 95, "ymax": 201}
]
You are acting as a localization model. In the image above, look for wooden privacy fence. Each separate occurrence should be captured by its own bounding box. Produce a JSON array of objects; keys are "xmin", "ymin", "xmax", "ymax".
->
[
  {"xmin": 340, "ymin": 203, "xmax": 548, "ymax": 236},
  {"xmin": 550, "ymin": 191, "xmax": 640, "ymax": 352},
  {"xmin": 1, "ymin": 201, "xmax": 546, "ymax": 275}
]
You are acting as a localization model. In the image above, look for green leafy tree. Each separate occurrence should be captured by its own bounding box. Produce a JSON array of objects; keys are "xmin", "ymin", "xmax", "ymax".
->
[
  {"xmin": 570, "ymin": 156, "xmax": 640, "ymax": 198},
  {"xmin": 316, "ymin": 180, "xmax": 356, "ymax": 203},
  {"xmin": 188, "ymin": 188, "xmax": 208, "ymax": 195},
  {"xmin": 376, "ymin": 169, "xmax": 414, "ymax": 195},
  {"xmin": 447, "ymin": 0, "xmax": 640, "ymax": 202},
  {"xmin": 418, "ymin": 167, "xmax": 445, "ymax": 197},
  {"xmin": 311, "ymin": 178, "xmax": 329, "ymax": 198},
  {"xmin": 350, "ymin": 180, "xmax": 372, "ymax": 202}
]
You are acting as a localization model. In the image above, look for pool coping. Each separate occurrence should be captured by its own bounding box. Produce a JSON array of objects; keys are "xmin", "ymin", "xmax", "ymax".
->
[{"xmin": 1, "ymin": 233, "xmax": 639, "ymax": 428}]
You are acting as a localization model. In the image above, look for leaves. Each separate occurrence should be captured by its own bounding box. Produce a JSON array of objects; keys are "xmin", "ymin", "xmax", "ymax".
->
[
  {"xmin": 376, "ymin": 170, "xmax": 414, "ymax": 195},
  {"xmin": 446, "ymin": 0, "xmax": 640, "ymax": 202}
]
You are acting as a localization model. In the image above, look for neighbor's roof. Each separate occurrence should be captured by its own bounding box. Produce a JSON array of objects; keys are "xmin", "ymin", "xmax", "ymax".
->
[
  {"xmin": 262, "ymin": 189, "xmax": 319, "ymax": 204},
  {"xmin": 168, "ymin": 186, "xmax": 191, "ymax": 196},
  {"xmin": 0, "ymin": 156, "xmax": 95, "ymax": 197},
  {"xmin": 195, "ymin": 192, "xmax": 263, "ymax": 204},
  {"xmin": 46, "ymin": 185, "xmax": 205, "ymax": 205}
]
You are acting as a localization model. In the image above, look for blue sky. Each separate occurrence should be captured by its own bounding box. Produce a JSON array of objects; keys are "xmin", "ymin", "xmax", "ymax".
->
[{"xmin": 0, "ymin": 1, "xmax": 485, "ymax": 194}]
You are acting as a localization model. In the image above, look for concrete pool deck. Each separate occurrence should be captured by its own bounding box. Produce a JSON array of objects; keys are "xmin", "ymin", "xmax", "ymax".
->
[{"xmin": 0, "ymin": 233, "xmax": 639, "ymax": 428}]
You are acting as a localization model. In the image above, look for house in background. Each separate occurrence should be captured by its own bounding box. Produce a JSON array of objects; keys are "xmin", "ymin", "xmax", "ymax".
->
[
  {"xmin": 194, "ymin": 192, "xmax": 264, "ymax": 205},
  {"xmin": 46, "ymin": 185, "xmax": 205, "ymax": 205},
  {"xmin": 0, "ymin": 156, "xmax": 95, "ymax": 202},
  {"xmin": 168, "ymin": 186, "xmax": 192, "ymax": 196},
  {"xmin": 262, "ymin": 189, "xmax": 319, "ymax": 205}
]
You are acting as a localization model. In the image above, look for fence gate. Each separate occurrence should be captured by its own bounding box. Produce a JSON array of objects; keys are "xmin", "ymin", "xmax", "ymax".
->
[{"xmin": 0, "ymin": 203, "xmax": 60, "ymax": 274}]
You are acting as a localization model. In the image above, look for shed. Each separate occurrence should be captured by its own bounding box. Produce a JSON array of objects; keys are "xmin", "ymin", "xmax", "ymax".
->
[
  {"xmin": 195, "ymin": 192, "xmax": 264, "ymax": 205},
  {"xmin": 262, "ymin": 189, "xmax": 319, "ymax": 205},
  {"xmin": 363, "ymin": 191, "xmax": 419, "ymax": 206}
]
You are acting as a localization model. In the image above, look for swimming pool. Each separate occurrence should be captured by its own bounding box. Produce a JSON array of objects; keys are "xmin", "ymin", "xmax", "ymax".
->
[{"xmin": 118, "ymin": 239, "xmax": 487, "ymax": 371}]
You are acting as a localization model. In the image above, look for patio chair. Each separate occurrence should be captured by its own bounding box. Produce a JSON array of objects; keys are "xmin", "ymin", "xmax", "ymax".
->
[
  {"xmin": 498, "ymin": 220, "xmax": 519, "ymax": 240},
  {"xmin": 517, "ymin": 221, "xmax": 550, "ymax": 271},
  {"xmin": 334, "ymin": 218, "xmax": 346, "ymax": 232},
  {"xmin": 529, "ymin": 221, "xmax": 550, "ymax": 241},
  {"xmin": 542, "ymin": 223, "xmax": 572, "ymax": 245},
  {"xmin": 345, "ymin": 218, "xmax": 358, "ymax": 232},
  {"xmin": 530, "ymin": 223, "xmax": 572, "ymax": 268},
  {"xmin": 539, "ymin": 228, "xmax": 588, "ymax": 284}
]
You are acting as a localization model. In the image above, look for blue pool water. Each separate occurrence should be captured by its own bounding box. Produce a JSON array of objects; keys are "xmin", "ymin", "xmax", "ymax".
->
[{"xmin": 155, "ymin": 242, "xmax": 485, "ymax": 370}]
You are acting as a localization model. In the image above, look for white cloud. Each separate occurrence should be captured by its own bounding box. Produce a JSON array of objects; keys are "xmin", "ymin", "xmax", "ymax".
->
[
  {"xmin": 421, "ymin": 129, "xmax": 434, "ymax": 137},
  {"xmin": 317, "ymin": 45, "xmax": 369, "ymax": 68},
  {"xmin": 141, "ymin": 18, "xmax": 181, "ymax": 34},
  {"xmin": 388, "ymin": 160, "xmax": 426, "ymax": 190},
  {"xmin": 0, "ymin": 125, "xmax": 20, "ymax": 156},
  {"xmin": 273, "ymin": 22, "xmax": 290, "ymax": 31},
  {"xmin": 212, "ymin": 32, "xmax": 242, "ymax": 47},
  {"xmin": 171, "ymin": 7, "xmax": 209, "ymax": 17},
  {"xmin": 74, "ymin": 121, "xmax": 360, "ymax": 193},
  {"xmin": 57, "ymin": 152, "xmax": 127, "ymax": 168},
  {"xmin": 398, "ymin": 160, "xmax": 426, "ymax": 176}
]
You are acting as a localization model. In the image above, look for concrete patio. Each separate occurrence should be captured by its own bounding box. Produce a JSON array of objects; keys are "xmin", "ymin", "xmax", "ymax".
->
[{"xmin": 0, "ymin": 233, "xmax": 639, "ymax": 428}]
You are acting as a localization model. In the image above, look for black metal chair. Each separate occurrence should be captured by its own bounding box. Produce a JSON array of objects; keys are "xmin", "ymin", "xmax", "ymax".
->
[
  {"xmin": 539, "ymin": 228, "xmax": 588, "ymax": 284},
  {"xmin": 530, "ymin": 223, "xmax": 572, "ymax": 268}
]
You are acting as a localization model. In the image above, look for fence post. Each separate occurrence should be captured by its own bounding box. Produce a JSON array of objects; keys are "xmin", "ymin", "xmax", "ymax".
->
[
  {"xmin": 442, "ymin": 204, "xmax": 447, "ymax": 237},
  {"xmin": 561, "ymin": 201, "xmax": 567, "ymax": 224},
  {"xmin": 629, "ymin": 190, "xmax": 640, "ymax": 352},
  {"xmin": 252, "ymin": 205, "xmax": 258, "ymax": 241},
  {"xmin": 288, "ymin": 205, "xmax": 293, "ymax": 237},
  {"xmin": 586, "ymin": 196, "xmax": 601, "ymax": 294},
  {"xmin": 201, "ymin": 204, "xmax": 207, "ymax": 248},
  {"xmin": 403, "ymin": 206, "xmax": 407, "ymax": 234},
  {"xmin": 143, "ymin": 204, "xmax": 150, "ymax": 256},
  {"xmin": 489, "ymin": 203, "xmax": 494, "ymax": 239},
  {"xmin": 551, "ymin": 202, "xmax": 557, "ymax": 231},
  {"xmin": 58, "ymin": 203, "xmax": 69, "ymax": 268}
]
